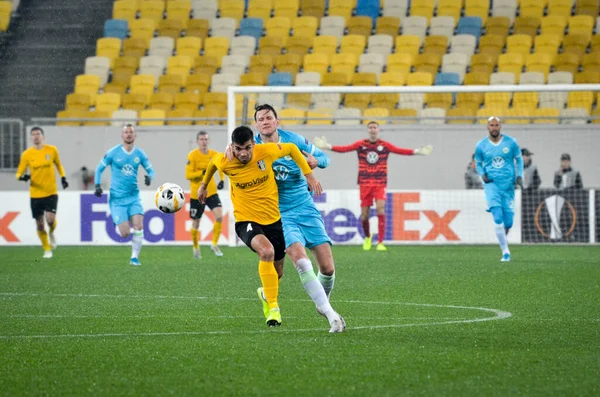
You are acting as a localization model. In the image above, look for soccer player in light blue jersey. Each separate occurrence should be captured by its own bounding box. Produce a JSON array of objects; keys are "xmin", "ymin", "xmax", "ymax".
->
[
  {"xmin": 253, "ymin": 104, "xmax": 345, "ymax": 332},
  {"xmin": 474, "ymin": 116, "xmax": 524, "ymax": 262},
  {"xmin": 94, "ymin": 124, "xmax": 155, "ymax": 266}
]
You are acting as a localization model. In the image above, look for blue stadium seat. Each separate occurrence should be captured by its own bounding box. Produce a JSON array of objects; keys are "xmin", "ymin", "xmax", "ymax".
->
[
  {"xmin": 355, "ymin": 0, "xmax": 380, "ymax": 26},
  {"xmin": 457, "ymin": 17, "xmax": 482, "ymax": 42},
  {"xmin": 268, "ymin": 72, "xmax": 293, "ymax": 86},
  {"xmin": 239, "ymin": 18, "xmax": 263, "ymax": 43},
  {"xmin": 435, "ymin": 72, "xmax": 460, "ymax": 86},
  {"xmin": 104, "ymin": 19, "xmax": 128, "ymax": 39}
]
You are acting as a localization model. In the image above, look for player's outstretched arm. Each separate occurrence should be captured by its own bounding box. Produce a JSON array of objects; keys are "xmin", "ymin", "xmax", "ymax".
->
[{"xmin": 413, "ymin": 145, "xmax": 433, "ymax": 155}]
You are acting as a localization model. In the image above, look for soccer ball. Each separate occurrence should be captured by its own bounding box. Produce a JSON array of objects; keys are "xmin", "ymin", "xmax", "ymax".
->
[{"xmin": 155, "ymin": 183, "xmax": 185, "ymax": 213}]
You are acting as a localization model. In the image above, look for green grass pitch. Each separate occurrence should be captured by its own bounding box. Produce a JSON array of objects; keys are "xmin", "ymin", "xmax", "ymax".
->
[{"xmin": 1, "ymin": 245, "xmax": 599, "ymax": 396}]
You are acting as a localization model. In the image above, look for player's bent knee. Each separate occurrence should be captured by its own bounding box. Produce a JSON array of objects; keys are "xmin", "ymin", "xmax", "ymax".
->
[
  {"xmin": 504, "ymin": 213, "xmax": 514, "ymax": 229},
  {"xmin": 490, "ymin": 207, "xmax": 504, "ymax": 224},
  {"xmin": 256, "ymin": 245, "xmax": 275, "ymax": 261}
]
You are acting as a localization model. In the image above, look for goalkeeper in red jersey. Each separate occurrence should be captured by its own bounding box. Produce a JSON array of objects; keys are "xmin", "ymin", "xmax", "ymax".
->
[{"xmin": 314, "ymin": 121, "xmax": 433, "ymax": 251}]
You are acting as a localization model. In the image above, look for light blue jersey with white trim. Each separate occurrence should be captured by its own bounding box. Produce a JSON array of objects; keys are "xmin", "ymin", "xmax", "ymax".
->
[
  {"xmin": 255, "ymin": 129, "xmax": 329, "ymax": 212},
  {"xmin": 95, "ymin": 144, "xmax": 155, "ymax": 205},
  {"xmin": 474, "ymin": 134, "xmax": 523, "ymax": 190}
]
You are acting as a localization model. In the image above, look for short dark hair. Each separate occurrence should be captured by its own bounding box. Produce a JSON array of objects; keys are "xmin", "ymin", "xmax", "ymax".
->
[
  {"xmin": 197, "ymin": 130, "xmax": 208, "ymax": 139},
  {"xmin": 231, "ymin": 126, "xmax": 254, "ymax": 145},
  {"xmin": 254, "ymin": 103, "xmax": 278, "ymax": 121},
  {"xmin": 367, "ymin": 121, "xmax": 379, "ymax": 127},
  {"xmin": 123, "ymin": 123, "xmax": 135, "ymax": 130},
  {"xmin": 30, "ymin": 126, "xmax": 44, "ymax": 135}
]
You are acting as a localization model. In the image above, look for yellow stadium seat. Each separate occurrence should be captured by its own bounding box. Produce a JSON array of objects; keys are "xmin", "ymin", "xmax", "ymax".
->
[
  {"xmin": 312, "ymin": 35, "xmax": 337, "ymax": 60},
  {"xmin": 548, "ymin": 0, "xmax": 572, "ymax": 17},
  {"xmin": 464, "ymin": 0, "xmax": 489, "ymax": 26},
  {"xmin": 300, "ymin": 0, "xmax": 325, "ymax": 18},
  {"xmin": 533, "ymin": 108, "xmax": 560, "ymax": 124},
  {"xmin": 464, "ymin": 71, "xmax": 491, "ymax": 85},
  {"xmin": 95, "ymin": 93, "xmax": 122, "ymax": 113},
  {"xmin": 411, "ymin": 0, "xmax": 435, "ymax": 24},
  {"xmin": 278, "ymin": 108, "xmax": 306, "ymax": 125},
  {"xmin": 352, "ymin": 72, "xmax": 377, "ymax": 87},
  {"xmin": 158, "ymin": 74, "xmax": 184, "ymax": 94},
  {"xmin": 185, "ymin": 74, "xmax": 211, "ymax": 93},
  {"xmin": 122, "ymin": 38, "xmax": 147, "ymax": 58},
  {"xmin": 470, "ymin": 53, "xmax": 497, "ymax": 75},
  {"xmin": 513, "ymin": 92, "xmax": 539, "ymax": 111},
  {"xmin": 306, "ymin": 109, "xmax": 334, "ymax": 125},
  {"xmin": 567, "ymin": 91, "xmax": 594, "ymax": 112},
  {"xmin": 568, "ymin": 15, "xmax": 594, "ymax": 40},
  {"xmin": 503, "ymin": 108, "xmax": 531, "ymax": 124},
  {"xmin": 74, "ymin": 75, "xmax": 100, "ymax": 103},
  {"xmin": 265, "ymin": 17, "xmax": 291, "ymax": 41},
  {"xmin": 423, "ymin": 35, "xmax": 448, "ymax": 56},
  {"xmin": 328, "ymin": 0, "xmax": 353, "ymax": 22},
  {"xmin": 167, "ymin": 0, "xmax": 192, "ymax": 28},
  {"xmin": 66, "ymin": 93, "xmax": 92, "ymax": 112},
  {"xmin": 122, "ymin": 93, "xmax": 149, "ymax": 113},
  {"xmin": 249, "ymin": 54, "xmax": 274, "ymax": 74},
  {"xmin": 166, "ymin": 56, "xmax": 193, "ymax": 81},
  {"xmin": 406, "ymin": 72, "xmax": 433, "ymax": 86},
  {"xmin": 514, "ymin": 16, "xmax": 541, "ymax": 38},
  {"xmin": 376, "ymin": 16, "xmax": 401, "ymax": 37},
  {"xmin": 139, "ymin": 109, "xmax": 165, "ymax": 126},
  {"xmin": 130, "ymin": 73, "xmax": 156, "ymax": 91},
  {"xmin": 273, "ymin": 0, "xmax": 299, "ymax": 19},
  {"xmin": 286, "ymin": 36, "xmax": 313, "ymax": 57},
  {"xmin": 174, "ymin": 92, "xmax": 201, "ymax": 110},
  {"xmin": 186, "ymin": 19, "xmax": 210, "ymax": 40},
  {"xmin": 240, "ymin": 72, "xmax": 267, "ymax": 86},
  {"xmin": 486, "ymin": 17, "xmax": 510, "ymax": 37},
  {"xmin": 348, "ymin": 16, "xmax": 372, "ymax": 37},
  {"xmin": 576, "ymin": 0, "xmax": 599, "ymax": 18},
  {"xmin": 363, "ymin": 108, "xmax": 390, "ymax": 125},
  {"xmin": 139, "ymin": 0, "xmax": 164, "ymax": 22},
  {"xmin": 478, "ymin": 35, "xmax": 504, "ymax": 56},
  {"xmin": 219, "ymin": 0, "xmax": 245, "ymax": 26},
  {"xmin": 446, "ymin": 107, "xmax": 476, "ymax": 124},
  {"xmin": 426, "ymin": 93, "xmax": 453, "ymax": 110},
  {"xmin": 96, "ymin": 38, "xmax": 121, "ymax": 67},
  {"xmin": 104, "ymin": 82, "xmax": 128, "ymax": 96},
  {"xmin": 149, "ymin": 92, "xmax": 174, "ymax": 113},
  {"xmin": 330, "ymin": 53, "xmax": 358, "ymax": 84},
  {"xmin": 591, "ymin": 108, "xmax": 600, "ymax": 124},
  {"xmin": 84, "ymin": 110, "xmax": 113, "ymax": 126},
  {"xmin": 456, "ymin": 92, "xmax": 484, "ymax": 109},
  {"xmin": 194, "ymin": 56, "xmax": 218, "ymax": 75},
  {"xmin": 293, "ymin": 16, "xmax": 319, "ymax": 38},
  {"xmin": 562, "ymin": 35, "xmax": 590, "ymax": 58},
  {"xmin": 276, "ymin": 54, "xmax": 303, "ymax": 74},
  {"xmin": 437, "ymin": 0, "xmax": 461, "ymax": 25},
  {"xmin": 414, "ymin": 53, "xmax": 441, "ymax": 76},
  {"xmin": 519, "ymin": 0, "xmax": 544, "ymax": 19},
  {"xmin": 498, "ymin": 53, "xmax": 524, "ymax": 76},
  {"xmin": 247, "ymin": 0, "xmax": 272, "ymax": 20},
  {"xmin": 582, "ymin": 53, "xmax": 600, "ymax": 73},
  {"xmin": 484, "ymin": 92, "xmax": 511, "ymax": 107},
  {"xmin": 203, "ymin": 37, "xmax": 230, "ymax": 67},
  {"xmin": 176, "ymin": 37, "xmax": 202, "ymax": 58},
  {"xmin": 113, "ymin": 1, "xmax": 137, "ymax": 23},
  {"xmin": 56, "ymin": 110, "xmax": 84, "ymax": 126},
  {"xmin": 554, "ymin": 53, "xmax": 581, "ymax": 75},
  {"xmin": 340, "ymin": 35, "xmax": 367, "ymax": 57},
  {"xmin": 259, "ymin": 36, "xmax": 284, "ymax": 56},
  {"xmin": 158, "ymin": 19, "xmax": 184, "ymax": 39},
  {"xmin": 541, "ymin": 16, "xmax": 567, "ymax": 38},
  {"xmin": 395, "ymin": 35, "xmax": 421, "ymax": 58},
  {"xmin": 574, "ymin": 71, "xmax": 600, "ymax": 84},
  {"xmin": 322, "ymin": 72, "xmax": 347, "ymax": 86},
  {"xmin": 196, "ymin": 107, "xmax": 225, "ymax": 125},
  {"xmin": 303, "ymin": 53, "xmax": 329, "ymax": 77},
  {"xmin": 386, "ymin": 53, "xmax": 413, "ymax": 75},
  {"xmin": 167, "ymin": 108, "xmax": 194, "ymax": 125},
  {"xmin": 390, "ymin": 108, "xmax": 418, "ymax": 125},
  {"xmin": 526, "ymin": 53, "xmax": 552, "ymax": 80},
  {"xmin": 506, "ymin": 34, "xmax": 533, "ymax": 56},
  {"xmin": 130, "ymin": 19, "xmax": 158, "ymax": 46},
  {"xmin": 534, "ymin": 34, "xmax": 561, "ymax": 62},
  {"xmin": 372, "ymin": 72, "xmax": 404, "ymax": 108}
]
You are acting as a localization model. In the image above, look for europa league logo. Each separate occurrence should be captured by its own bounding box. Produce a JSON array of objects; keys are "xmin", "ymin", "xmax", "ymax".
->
[{"xmin": 534, "ymin": 195, "xmax": 577, "ymax": 239}]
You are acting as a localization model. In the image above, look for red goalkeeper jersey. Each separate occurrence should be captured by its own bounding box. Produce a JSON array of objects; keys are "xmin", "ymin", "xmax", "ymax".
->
[{"xmin": 331, "ymin": 139, "xmax": 414, "ymax": 186}]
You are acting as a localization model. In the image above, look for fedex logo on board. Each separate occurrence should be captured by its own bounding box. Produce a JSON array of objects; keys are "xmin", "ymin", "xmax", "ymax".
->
[
  {"xmin": 315, "ymin": 192, "xmax": 460, "ymax": 242},
  {"xmin": 80, "ymin": 193, "xmax": 228, "ymax": 243}
]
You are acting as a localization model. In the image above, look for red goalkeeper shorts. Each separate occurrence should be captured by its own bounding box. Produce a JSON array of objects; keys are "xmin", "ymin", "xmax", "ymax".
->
[{"xmin": 359, "ymin": 185, "xmax": 386, "ymax": 208}]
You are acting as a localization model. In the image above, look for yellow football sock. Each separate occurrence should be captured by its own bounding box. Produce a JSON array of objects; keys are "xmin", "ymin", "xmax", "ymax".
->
[
  {"xmin": 48, "ymin": 220, "xmax": 57, "ymax": 234},
  {"xmin": 258, "ymin": 260, "xmax": 279, "ymax": 310},
  {"xmin": 190, "ymin": 228, "xmax": 199, "ymax": 249},
  {"xmin": 37, "ymin": 230, "xmax": 50, "ymax": 251},
  {"xmin": 211, "ymin": 221, "xmax": 222, "ymax": 245}
]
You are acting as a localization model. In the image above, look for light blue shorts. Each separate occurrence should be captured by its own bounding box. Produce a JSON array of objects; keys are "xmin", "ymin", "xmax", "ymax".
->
[
  {"xmin": 484, "ymin": 185, "xmax": 515, "ymax": 213},
  {"xmin": 109, "ymin": 200, "xmax": 144, "ymax": 225},
  {"xmin": 281, "ymin": 203, "xmax": 332, "ymax": 249}
]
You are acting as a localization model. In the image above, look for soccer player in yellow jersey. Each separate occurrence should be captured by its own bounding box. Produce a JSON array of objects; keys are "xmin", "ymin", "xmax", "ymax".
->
[
  {"xmin": 186, "ymin": 131, "xmax": 226, "ymax": 259},
  {"xmin": 198, "ymin": 126, "xmax": 322, "ymax": 328},
  {"xmin": 15, "ymin": 126, "xmax": 69, "ymax": 259}
]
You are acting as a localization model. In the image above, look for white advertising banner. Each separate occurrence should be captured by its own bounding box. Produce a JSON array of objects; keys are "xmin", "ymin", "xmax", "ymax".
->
[{"xmin": 0, "ymin": 190, "xmax": 521, "ymax": 246}]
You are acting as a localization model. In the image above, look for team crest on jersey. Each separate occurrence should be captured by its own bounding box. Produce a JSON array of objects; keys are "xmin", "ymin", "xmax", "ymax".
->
[
  {"xmin": 492, "ymin": 156, "xmax": 505, "ymax": 168},
  {"xmin": 134, "ymin": 157, "xmax": 140, "ymax": 163},
  {"xmin": 377, "ymin": 145, "xmax": 384, "ymax": 151},
  {"xmin": 502, "ymin": 147, "xmax": 509, "ymax": 154},
  {"xmin": 122, "ymin": 164, "xmax": 134, "ymax": 176},
  {"xmin": 257, "ymin": 160, "xmax": 266, "ymax": 171},
  {"xmin": 366, "ymin": 151, "xmax": 379, "ymax": 164},
  {"xmin": 274, "ymin": 165, "xmax": 289, "ymax": 181}
]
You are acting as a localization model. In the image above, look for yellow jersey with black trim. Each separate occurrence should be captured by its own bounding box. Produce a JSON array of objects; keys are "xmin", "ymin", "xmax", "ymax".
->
[
  {"xmin": 204, "ymin": 143, "xmax": 312, "ymax": 224},
  {"xmin": 15, "ymin": 144, "xmax": 66, "ymax": 198},
  {"xmin": 186, "ymin": 148, "xmax": 224, "ymax": 200}
]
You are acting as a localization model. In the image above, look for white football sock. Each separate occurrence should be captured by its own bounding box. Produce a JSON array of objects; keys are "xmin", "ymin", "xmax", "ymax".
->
[
  {"xmin": 132, "ymin": 229, "xmax": 144, "ymax": 259},
  {"xmin": 317, "ymin": 271, "xmax": 335, "ymax": 299},
  {"xmin": 494, "ymin": 223, "xmax": 510, "ymax": 255},
  {"xmin": 296, "ymin": 258, "xmax": 336, "ymax": 322}
]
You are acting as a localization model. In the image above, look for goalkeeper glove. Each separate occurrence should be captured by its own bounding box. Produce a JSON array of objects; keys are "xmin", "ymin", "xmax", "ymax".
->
[
  {"xmin": 94, "ymin": 184, "xmax": 103, "ymax": 197},
  {"xmin": 18, "ymin": 174, "xmax": 31, "ymax": 182},
  {"xmin": 61, "ymin": 177, "xmax": 69, "ymax": 189},
  {"xmin": 313, "ymin": 136, "xmax": 332, "ymax": 150},
  {"xmin": 414, "ymin": 145, "xmax": 433, "ymax": 156},
  {"xmin": 516, "ymin": 176, "xmax": 524, "ymax": 189},
  {"xmin": 217, "ymin": 180, "xmax": 224, "ymax": 190},
  {"xmin": 144, "ymin": 175, "xmax": 151, "ymax": 186},
  {"xmin": 482, "ymin": 174, "xmax": 493, "ymax": 184}
]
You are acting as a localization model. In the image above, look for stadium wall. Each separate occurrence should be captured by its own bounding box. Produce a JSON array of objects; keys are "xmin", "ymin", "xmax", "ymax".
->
[{"xmin": 0, "ymin": 124, "xmax": 598, "ymax": 191}]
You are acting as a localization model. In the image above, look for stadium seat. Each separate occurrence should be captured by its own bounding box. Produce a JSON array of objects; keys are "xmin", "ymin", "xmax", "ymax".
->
[
  {"xmin": 560, "ymin": 108, "xmax": 589, "ymax": 124},
  {"xmin": 568, "ymin": 15, "xmax": 594, "ymax": 40},
  {"xmin": 498, "ymin": 53, "xmax": 524, "ymax": 77},
  {"xmin": 382, "ymin": 0, "xmax": 409, "ymax": 19},
  {"xmin": 313, "ymin": 35, "xmax": 338, "ymax": 59},
  {"xmin": 319, "ymin": 16, "xmax": 345, "ymax": 37},
  {"xmin": 149, "ymin": 37, "xmax": 175, "ymax": 58},
  {"xmin": 512, "ymin": 92, "xmax": 539, "ymax": 111},
  {"xmin": 478, "ymin": 35, "xmax": 504, "ymax": 56},
  {"xmin": 174, "ymin": 92, "xmax": 201, "ymax": 111},
  {"xmin": 514, "ymin": 16, "xmax": 541, "ymax": 38},
  {"xmin": 464, "ymin": 0, "xmax": 489, "ymax": 26},
  {"xmin": 563, "ymin": 35, "xmax": 590, "ymax": 58},
  {"xmin": 192, "ymin": 0, "xmax": 217, "ymax": 20},
  {"xmin": 322, "ymin": 72, "xmax": 348, "ymax": 88},
  {"xmin": 166, "ymin": 0, "xmax": 192, "ymax": 26},
  {"xmin": 541, "ymin": 16, "xmax": 567, "ymax": 38},
  {"xmin": 486, "ymin": 17, "xmax": 510, "ymax": 38},
  {"xmin": 582, "ymin": 53, "xmax": 600, "ymax": 73},
  {"xmin": 239, "ymin": 18, "xmax": 263, "ymax": 42},
  {"xmin": 406, "ymin": 72, "xmax": 433, "ymax": 86},
  {"xmin": 446, "ymin": 107, "xmax": 476, "ymax": 124},
  {"xmin": 490, "ymin": 71, "xmax": 517, "ymax": 85},
  {"xmin": 139, "ymin": 55, "xmax": 167, "ymax": 81},
  {"xmin": 375, "ymin": 16, "xmax": 401, "ymax": 37},
  {"xmin": 249, "ymin": 55, "xmax": 274, "ymax": 75},
  {"xmin": 372, "ymin": 72, "xmax": 404, "ymax": 108},
  {"xmin": 139, "ymin": 0, "xmax": 165, "ymax": 22},
  {"xmin": 258, "ymin": 36, "xmax": 284, "ymax": 56},
  {"xmin": 548, "ymin": 0, "xmax": 573, "ymax": 17},
  {"xmin": 246, "ymin": 0, "xmax": 272, "ymax": 20},
  {"xmin": 230, "ymin": 36, "xmax": 256, "ymax": 57},
  {"xmin": 358, "ymin": 53, "xmax": 385, "ymax": 76},
  {"xmin": 334, "ymin": 108, "xmax": 362, "ymax": 125},
  {"xmin": 389, "ymin": 108, "xmax": 418, "ymax": 125},
  {"xmin": 576, "ymin": 0, "xmax": 599, "ymax": 17},
  {"xmin": 95, "ymin": 92, "xmax": 122, "ymax": 113},
  {"xmin": 403, "ymin": 16, "xmax": 427, "ymax": 41},
  {"xmin": 204, "ymin": 37, "xmax": 230, "ymax": 66},
  {"xmin": 167, "ymin": 108, "xmax": 195, "ymax": 126},
  {"xmin": 84, "ymin": 57, "xmax": 111, "ymax": 87},
  {"xmin": 554, "ymin": 53, "xmax": 581, "ymax": 75},
  {"xmin": 122, "ymin": 93, "xmax": 149, "ymax": 113},
  {"xmin": 300, "ymin": 0, "xmax": 325, "ymax": 18},
  {"xmin": 526, "ymin": 54, "xmax": 552, "ymax": 80},
  {"xmin": 211, "ymin": 17, "xmax": 237, "ymax": 40},
  {"xmin": 273, "ymin": 0, "xmax": 299, "ymax": 19},
  {"xmin": 367, "ymin": 34, "xmax": 393, "ymax": 56},
  {"xmin": 519, "ymin": 72, "xmax": 545, "ymax": 85},
  {"xmin": 240, "ymin": 72, "xmax": 267, "ymax": 86},
  {"xmin": 268, "ymin": 72, "xmax": 293, "ymax": 86},
  {"xmin": 112, "ymin": 1, "xmax": 137, "ymax": 23},
  {"xmin": 84, "ymin": 110, "xmax": 113, "ymax": 126},
  {"xmin": 194, "ymin": 56, "xmax": 218, "ymax": 75},
  {"xmin": 330, "ymin": 53, "xmax": 358, "ymax": 84},
  {"xmin": 166, "ymin": 56, "xmax": 194, "ymax": 83},
  {"xmin": 348, "ymin": 16, "xmax": 373, "ymax": 37},
  {"xmin": 423, "ymin": 35, "xmax": 449, "ymax": 56},
  {"xmin": 520, "ymin": 0, "xmax": 544, "ymax": 19},
  {"xmin": 328, "ymin": 0, "xmax": 353, "ymax": 22},
  {"xmin": 56, "ymin": 110, "xmax": 84, "ymax": 126},
  {"xmin": 65, "ymin": 93, "xmax": 92, "ymax": 112},
  {"xmin": 492, "ymin": 0, "xmax": 517, "ymax": 24},
  {"xmin": 75, "ymin": 74, "xmax": 101, "ymax": 102},
  {"xmin": 279, "ymin": 108, "xmax": 306, "ymax": 125},
  {"xmin": 395, "ymin": 35, "xmax": 421, "ymax": 58},
  {"xmin": 456, "ymin": 17, "xmax": 482, "ymax": 42},
  {"xmin": 104, "ymin": 19, "xmax": 128, "ymax": 39},
  {"xmin": 176, "ymin": 36, "xmax": 202, "ymax": 58},
  {"xmin": 306, "ymin": 109, "xmax": 334, "ymax": 125},
  {"xmin": 139, "ymin": 109, "xmax": 165, "ymax": 126},
  {"xmin": 211, "ymin": 73, "xmax": 240, "ymax": 93},
  {"xmin": 221, "ymin": 54, "xmax": 250, "ymax": 76},
  {"xmin": 303, "ymin": 53, "xmax": 329, "ymax": 77},
  {"xmin": 355, "ymin": 0, "xmax": 380, "ymax": 22},
  {"xmin": 340, "ymin": 35, "xmax": 367, "ymax": 57},
  {"xmin": 293, "ymin": 16, "xmax": 319, "ymax": 38},
  {"xmin": 158, "ymin": 75, "xmax": 183, "ymax": 95},
  {"xmin": 450, "ymin": 35, "xmax": 477, "ymax": 57},
  {"xmin": 219, "ymin": 0, "xmax": 244, "ymax": 27},
  {"xmin": 286, "ymin": 36, "xmax": 313, "ymax": 58},
  {"xmin": 122, "ymin": 38, "xmax": 147, "ymax": 58},
  {"xmin": 186, "ymin": 19, "xmax": 209, "ymax": 40},
  {"xmin": 532, "ymin": 108, "xmax": 560, "ymax": 124},
  {"xmin": 506, "ymin": 34, "xmax": 532, "ymax": 56},
  {"xmin": 129, "ymin": 19, "xmax": 158, "ymax": 46},
  {"xmin": 414, "ymin": 53, "xmax": 442, "ymax": 77},
  {"xmin": 362, "ymin": 108, "xmax": 390, "ymax": 124},
  {"xmin": 112, "ymin": 109, "xmax": 138, "ymax": 127},
  {"xmin": 437, "ymin": 0, "xmax": 461, "ymax": 25},
  {"xmin": 158, "ymin": 20, "xmax": 184, "ymax": 39},
  {"xmin": 470, "ymin": 53, "xmax": 497, "ymax": 75},
  {"xmin": 410, "ymin": 0, "xmax": 435, "ymax": 24},
  {"xmin": 574, "ymin": 71, "xmax": 600, "ymax": 84},
  {"xmin": 96, "ymin": 38, "xmax": 121, "ymax": 67},
  {"xmin": 429, "ymin": 16, "xmax": 455, "ymax": 39},
  {"xmin": 534, "ymin": 34, "xmax": 561, "ymax": 62},
  {"xmin": 420, "ymin": 108, "xmax": 446, "ymax": 124},
  {"xmin": 387, "ymin": 53, "xmax": 413, "ymax": 74}
]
